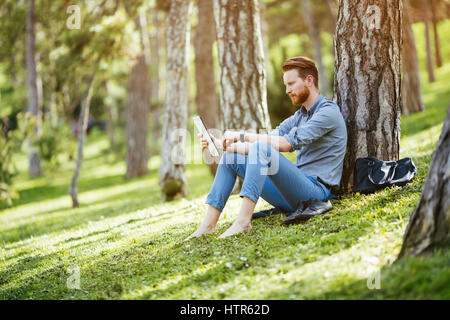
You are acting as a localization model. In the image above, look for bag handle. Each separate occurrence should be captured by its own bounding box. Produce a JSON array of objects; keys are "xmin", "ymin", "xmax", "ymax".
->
[{"xmin": 367, "ymin": 161, "xmax": 398, "ymax": 185}]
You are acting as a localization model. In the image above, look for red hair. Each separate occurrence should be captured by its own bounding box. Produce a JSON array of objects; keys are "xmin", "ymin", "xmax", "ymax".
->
[{"xmin": 282, "ymin": 56, "xmax": 319, "ymax": 88}]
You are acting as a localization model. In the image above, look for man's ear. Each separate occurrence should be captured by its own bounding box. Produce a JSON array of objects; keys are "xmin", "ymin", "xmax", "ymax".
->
[{"xmin": 306, "ymin": 74, "xmax": 314, "ymax": 87}]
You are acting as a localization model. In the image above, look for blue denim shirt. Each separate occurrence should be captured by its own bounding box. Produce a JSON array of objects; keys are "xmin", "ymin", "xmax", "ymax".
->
[{"xmin": 269, "ymin": 94, "xmax": 347, "ymax": 187}]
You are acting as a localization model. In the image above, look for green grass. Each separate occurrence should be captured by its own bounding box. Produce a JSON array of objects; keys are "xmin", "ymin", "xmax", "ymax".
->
[{"xmin": 1, "ymin": 21, "xmax": 450, "ymax": 300}]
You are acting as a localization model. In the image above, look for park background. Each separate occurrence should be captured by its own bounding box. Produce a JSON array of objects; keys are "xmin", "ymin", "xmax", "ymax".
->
[{"xmin": 0, "ymin": 0, "xmax": 449, "ymax": 299}]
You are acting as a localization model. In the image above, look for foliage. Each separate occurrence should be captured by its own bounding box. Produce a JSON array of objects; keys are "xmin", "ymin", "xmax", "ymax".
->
[
  {"xmin": 0, "ymin": 136, "xmax": 17, "ymax": 205},
  {"xmin": 0, "ymin": 113, "xmax": 37, "ymax": 205},
  {"xmin": 36, "ymin": 120, "xmax": 76, "ymax": 169}
]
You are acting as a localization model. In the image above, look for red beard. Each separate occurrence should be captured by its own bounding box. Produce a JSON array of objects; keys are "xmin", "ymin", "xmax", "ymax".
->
[{"xmin": 290, "ymin": 86, "xmax": 310, "ymax": 106}]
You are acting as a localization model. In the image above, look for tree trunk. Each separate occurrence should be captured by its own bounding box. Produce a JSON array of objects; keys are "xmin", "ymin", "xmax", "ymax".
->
[
  {"xmin": 422, "ymin": 0, "xmax": 436, "ymax": 83},
  {"xmin": 48, "ymin": 74, "xmax": 58, "ymax": 128},
  {"xmin": 62, "ymin": 85, "xmax": 79, "ymax": 123},
  {"xmin": 259, "ymin": 0, "xmax": 270, "ymax": 80},
  {"xmin": 431, "ymin": 0, "xmax": 442, "ymax": 68},
  {"xmin": 70, "ymin": 59, "xmax": 99, "ymax": 208},
  {"xmin": 194, "ymin": 0, "xmax": 219, "ymax": 176},
  {"xmin": 126, "ymin": 53, "xmax": 150, "ymax": 178},
  {"xmin": 149, "ymin": 8, "xmax": 162, "ymax": 105},
  {"xmin": 333, "ymin": 0, "xmax": 402, "ymax": 193},
  {"xmin": 159, "ymin": 0, "xmax": 192, "ymax": 201},
  {"xmin": 326, "ymin": 0, "xmax": 338, "ymax": 24},
  {"xmin": 398, "ymin": 106, "xmax": 450, "ymax": 258},
  {"xmin": 125, "ymin": 13, "xmax": 151, "ymax": 179},
  {"xmin": 148, "ymin": 8, "xmax": 164, "ymax": 161},
  {"xmin": 448, "ymin": 1, "xmax": 450, "ymax": 19},
  {"xmin": 26, "ymin": 0, "xmax": 42, "ymax": 177},
  {"xmin": 213, "ymin": 0, "xmax": 271, "ymax": 194},
  {"xmin": 401, "ymin": 0, "xmax": 425, "ymax": 116},
  {"xmin": 138, "ymin": 9, "xmax": 151, "ymax": 66},
  {"xmin": 302, "ymin": 0, "xmax": 331, "ymax": 96},
  {"xmin": 213, "ymin": 0, "xmax": 271, "ymax": 133},
  {"xmin": 49, "ymin": 91, "xmax": 58, "ymax": 127}
]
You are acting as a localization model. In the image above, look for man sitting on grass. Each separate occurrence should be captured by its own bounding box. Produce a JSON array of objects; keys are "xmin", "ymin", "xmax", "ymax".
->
[{"xmin": 184, "ymin": 56, "xmax": 347, "ymax": 241}]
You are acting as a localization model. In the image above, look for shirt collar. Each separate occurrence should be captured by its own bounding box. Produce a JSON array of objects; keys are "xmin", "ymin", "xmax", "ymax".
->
[{"xmin": 300, "ymin": 94, "xmax": 324, "ymax": 116}]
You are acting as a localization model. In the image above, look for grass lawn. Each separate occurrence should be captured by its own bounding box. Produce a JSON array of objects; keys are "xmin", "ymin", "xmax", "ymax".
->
[{"xmin": 1, "ymin": 22, "xmax": 450, "ymax": 300}]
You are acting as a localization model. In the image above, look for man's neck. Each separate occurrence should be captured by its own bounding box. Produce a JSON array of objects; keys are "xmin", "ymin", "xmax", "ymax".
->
[{"xmin": 302, "ymin": 90, "xmax": 320, "ymax": 111}]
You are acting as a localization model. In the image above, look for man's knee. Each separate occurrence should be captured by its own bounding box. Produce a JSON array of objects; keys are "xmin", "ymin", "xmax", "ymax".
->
[
  {"xmin": 249, "ymin": 141, "xmax": 272, "ymax": 160},
  {"xmin": 220, "ymin": 151, "xmax": 246, "ymax": 166},
  {"xmin": 248, "ymin": 141, "xmax": 280, "ymax": 174}
]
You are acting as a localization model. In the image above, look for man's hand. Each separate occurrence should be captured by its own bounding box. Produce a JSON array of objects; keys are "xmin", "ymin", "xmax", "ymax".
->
[
  {"xmin": 223, "ymin": 130, "xmax": 241, "ymax": 149},
  {"xmin": 198, "ymin": 133, "xmax": 225, "ymax": 152},
  {"xmin": 198, "ymin": 132, "xmax": 250, "ymax": 156}
]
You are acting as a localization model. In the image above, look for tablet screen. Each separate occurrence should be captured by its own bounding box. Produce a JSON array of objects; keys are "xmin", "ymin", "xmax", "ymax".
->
[{"xmin": 193, "ymin": 116, "xmax": 220, "ymax": 157}]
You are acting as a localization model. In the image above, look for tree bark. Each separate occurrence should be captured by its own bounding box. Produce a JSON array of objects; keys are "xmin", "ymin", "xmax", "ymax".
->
[
  {"xmin": 148, "ymin": 8, "xmax": 164, "ymax": 161},
  {"xmin": 430, "ymin": 0, "xmax": 442, "ymax": 68},
  {"xmin": 125, "ymin": 14, "xmax": 151, "ymax": 179},
  {"xmin": 422, "ymin": 0, "xmax": 436, "ymax": 83},
  {"xmin": 26, "ymin": 0, "xmax": 43, "ymax": 177},
  {"xmin": 398, "ymin": 106, "xmax": 450, "ymax": 258},
  {"xmin": 333, "ymin": 0, "xmax": 402, "ymax": 193},
  {"xmin": 149, "ymin": 8, "xmax": 162, "ymax": 105},
  {"xmin": 159, "ymin": 0, "xmax": 192, "ymax": 201},
  {"xmin": 213, "ymin": 0, "xmax": 271, "ymax": 133},
  {"xmin": 259, "ymin": 0, "xmax": 270, "ymax": 80},
  {"xmin": 401, "ymin": 0, "xmax": 425, "ymax": 116},
  {"xmin": 70, "ymin": 59, "xmax": 99, "ymax": 208},
  {"xmin": 194, "ymin": 0, "xmax": 219, "ymax": 176},
  {"xmin": 213, "ymin": 0, "xmax": 271, "ymax": 194},
  {"xmin": 302, "ymin": 0, "xmax": 331, "ymax": 96},
  {"xmin": 126, "ymin": 53, "xmax": 150, "ymax": 178}
]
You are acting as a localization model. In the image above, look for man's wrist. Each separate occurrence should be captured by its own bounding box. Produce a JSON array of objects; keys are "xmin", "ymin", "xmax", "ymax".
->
[
  {"xmin": 243, "ymin": 131, "xmax": 254, "ymax": 142},
  {"xmin": 240, "ymin": 129, "xmax": 245, "ymax": 143}
]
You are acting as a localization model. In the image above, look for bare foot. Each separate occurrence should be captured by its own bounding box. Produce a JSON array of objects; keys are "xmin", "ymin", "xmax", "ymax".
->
[
  {"xmin": 218, "ymin": 222, "xmax": 252, "ymax": 239},
  {"xmin": 183, "ymin": 226, "xmax": 216, "ymax": 242}
]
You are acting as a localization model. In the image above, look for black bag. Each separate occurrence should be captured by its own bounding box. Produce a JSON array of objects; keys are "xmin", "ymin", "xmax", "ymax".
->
[{"xmin": 352, "ymin": 157, "xmax": 417, "ymax": 194}]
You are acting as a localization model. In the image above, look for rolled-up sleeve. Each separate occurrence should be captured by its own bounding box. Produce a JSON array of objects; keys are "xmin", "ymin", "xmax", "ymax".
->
[{"xmin": 283, "ymin": 106, "xmax": 338, "ymax": 151}]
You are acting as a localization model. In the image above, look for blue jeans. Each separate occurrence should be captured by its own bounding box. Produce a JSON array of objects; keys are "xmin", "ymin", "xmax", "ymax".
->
[{"xmin": 205, "ymin": 141, "xmax": 332, "ymax": 213}]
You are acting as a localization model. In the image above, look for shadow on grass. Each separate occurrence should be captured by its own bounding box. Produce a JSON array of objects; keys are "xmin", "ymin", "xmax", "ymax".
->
[
  {"xmin": 0, "ymin": 252, "xmax": 59, "ymax": 289},
  {"xmin": 0, "ymin": 173, "xmax": 127, "ymax": 211},
  {"xmin": 291, "ymin": 248, "xmax": 450, "ymax": 300},
  {"xmin": 0, "ymin": 147, "xmax": 433, "ymax": 299},
  {"xmin": 5, "ymin": 179, "xmax": 421, "ymax": 299},
  {"xmin": 1, "ymin": 196, "xmax": 193, "ymax": 260},
  {"xmin": 0, "ymin": 194, "xmax": 157, "ymax": 244},
  {"xmin": 0, "ymin": 226, "xmax": 187, "ymax": 299},
  {"xmin": 135, "ymin": 175, "xmax": 429, "ymax": 299},
  {"xmin": 0, "ymin": 165, "xmax": 212, "ymax": 246}
]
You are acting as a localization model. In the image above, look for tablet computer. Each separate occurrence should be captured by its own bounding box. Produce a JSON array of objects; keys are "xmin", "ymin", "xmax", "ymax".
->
[{"xmin": 193, "ymin": 116, "xmax": 220, "ymax": 157}]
